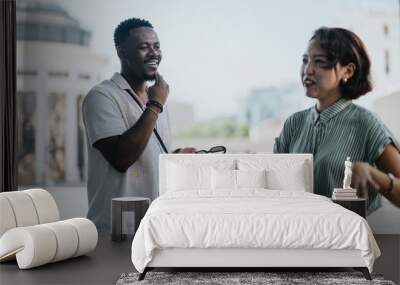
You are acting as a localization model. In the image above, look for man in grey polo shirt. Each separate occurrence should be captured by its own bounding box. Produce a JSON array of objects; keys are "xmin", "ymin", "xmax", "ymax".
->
[{"xmin": 82, "ymin": 18, "xmax": 194, "ymax": 229}]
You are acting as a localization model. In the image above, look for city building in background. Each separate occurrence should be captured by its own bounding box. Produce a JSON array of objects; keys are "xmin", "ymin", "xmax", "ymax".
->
[
  {"xmin": 374, "ymin": 91, "xmax": 400, "ymax": 139},
  {"xmin": 335, "ymin": 3, "xmax": 400, "ymax": 106},
  {"xmin": 17, "ymin": 0, "xmax": 108, "ymax": 186},
  {"xmin": 238, "ymin": 84, "xmax": 301, "ymax": 127}
]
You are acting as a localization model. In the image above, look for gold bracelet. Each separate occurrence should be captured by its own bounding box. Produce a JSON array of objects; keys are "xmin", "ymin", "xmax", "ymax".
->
[{"xmin": 146, "ymin": 106, "xmax": 159, "ymax": 117}]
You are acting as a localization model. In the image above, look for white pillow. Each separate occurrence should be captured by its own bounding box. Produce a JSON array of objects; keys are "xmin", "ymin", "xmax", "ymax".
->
[
  {"xmin": 166, "ymin": 159, "xmax": 236, "ymax": 192},
  {"xmin": 236, "ymin": 169, "xmax": 267, "ymax": 189},
  {"xmin": 237, "ymin": 159, "xmax": 309, "ymax": 192},
  {"xmin": 266, "ymin": 165, "xmax": 307, "ymax": 191},
  {"xmin": 211, "ymin": 169, "xmax": 268, "ymax": 190},
  {"xmin": 167, "ymin": 162, "xmax": 211, "ymax": 191},
  {"xmin": 211, "ymin": 168, "xmax": 236, "ymax": 190}
]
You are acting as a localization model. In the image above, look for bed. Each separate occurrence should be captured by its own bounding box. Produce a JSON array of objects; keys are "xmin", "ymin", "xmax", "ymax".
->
[{"xmin": 131, "ymin": 154, "xmax": 380, "ymax": 280}]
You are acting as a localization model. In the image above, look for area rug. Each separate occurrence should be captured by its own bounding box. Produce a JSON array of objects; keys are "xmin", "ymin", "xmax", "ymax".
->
[{"xmin": 116, "ymin": 271, "xmax": 396, "ymax": 285}]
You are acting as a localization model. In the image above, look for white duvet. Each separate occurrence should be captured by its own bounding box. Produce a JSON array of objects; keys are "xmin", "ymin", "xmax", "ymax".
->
[{"xmin": 131, "ymin": 190, "xmax": 380, "ymax": 273}]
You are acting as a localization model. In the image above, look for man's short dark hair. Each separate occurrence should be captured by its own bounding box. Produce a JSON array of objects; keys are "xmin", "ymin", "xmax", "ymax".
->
[
  {"xmin": 114, "ymin": 18, "xmax": 153, "ymax": 48},
  {"xmin": 311, "ymin": 27, "xmax": 373, "ymax": 100}
]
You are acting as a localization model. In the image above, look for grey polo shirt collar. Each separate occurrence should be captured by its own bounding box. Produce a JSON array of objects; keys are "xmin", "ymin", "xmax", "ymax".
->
[
  {"xmin": 111, "ymin": 72, "xmax": 146, "ymax": 109},
  {"xmin": 311, "ymin": 98, "xmax": 352, "ymax": 125},
  {"xmin": 111, "ymin": 72, "xmax": 132, "ymax": 91}
]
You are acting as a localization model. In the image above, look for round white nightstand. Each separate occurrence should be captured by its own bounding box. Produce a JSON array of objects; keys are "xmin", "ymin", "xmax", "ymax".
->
[{"xmin": 111, "ymin": 197, "xmax": 150, "ymax": 242}]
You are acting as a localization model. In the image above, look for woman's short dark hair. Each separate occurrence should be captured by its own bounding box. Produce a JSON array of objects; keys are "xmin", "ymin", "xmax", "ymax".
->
[{"xmin": 311, "ymin": 27, "xmax": 373, "ymax": 99}]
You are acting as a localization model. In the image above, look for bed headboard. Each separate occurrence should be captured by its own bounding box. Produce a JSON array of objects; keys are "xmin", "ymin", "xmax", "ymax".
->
[{"xmin": 159, "ymin": 153, "xmax": 313, "ymax": 195}]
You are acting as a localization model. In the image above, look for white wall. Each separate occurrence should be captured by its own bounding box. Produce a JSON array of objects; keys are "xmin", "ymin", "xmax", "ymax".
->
[
  {"xmin": 47, "ymin": 186, "xmax": 88, "ymax": 219},
  {"xmin": 367, "ymin": 92, "xmax": 400, "ymax": 234}
]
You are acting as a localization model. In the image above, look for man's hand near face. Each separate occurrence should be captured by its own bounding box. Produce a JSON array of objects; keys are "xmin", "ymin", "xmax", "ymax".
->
[{"xmin": 148, "ymin": 72, "xmax": 169, "ymax": 106}]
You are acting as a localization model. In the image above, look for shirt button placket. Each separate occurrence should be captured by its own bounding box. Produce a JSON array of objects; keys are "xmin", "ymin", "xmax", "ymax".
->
[{"xmin": 313, "ymin": 121, "xmax": 325, "ymax": 155}]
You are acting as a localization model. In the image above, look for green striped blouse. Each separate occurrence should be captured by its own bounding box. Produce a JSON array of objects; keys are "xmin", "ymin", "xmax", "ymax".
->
[{"xmin": 274, "ymin": 98, "xmax": 400, "ymax": 214}]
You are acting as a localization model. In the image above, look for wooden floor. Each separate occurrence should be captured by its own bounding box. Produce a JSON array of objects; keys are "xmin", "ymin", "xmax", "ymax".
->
[{"xmin": 0, "ymin": 234, "xmax": 398, "ymax": 285}]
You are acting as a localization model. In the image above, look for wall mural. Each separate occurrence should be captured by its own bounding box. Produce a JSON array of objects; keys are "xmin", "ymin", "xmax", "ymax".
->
[
  {"xmin": 17, "ymin": 91, "xmax": 36, "ymax": 185},
  {"xmin": 47, "ymin": 92, "xmax": 66, "ymax": 184}
]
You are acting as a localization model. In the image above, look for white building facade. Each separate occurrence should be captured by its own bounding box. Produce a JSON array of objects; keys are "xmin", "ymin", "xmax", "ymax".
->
[{"xmin": 16, "ymin": 0, "xmax": 108, "ymax": 186}]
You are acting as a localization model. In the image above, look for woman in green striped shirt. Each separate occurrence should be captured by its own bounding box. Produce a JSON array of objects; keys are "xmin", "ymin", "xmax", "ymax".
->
[{"xmin": 274, "ymin": 27, "xmax": 400, "ymax": 214}]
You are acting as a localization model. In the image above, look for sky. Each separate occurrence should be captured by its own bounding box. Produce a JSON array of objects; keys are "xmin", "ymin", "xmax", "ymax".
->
[{"xmin": 60, "ymin": 0, "xmax": 399, "ymax": 121}]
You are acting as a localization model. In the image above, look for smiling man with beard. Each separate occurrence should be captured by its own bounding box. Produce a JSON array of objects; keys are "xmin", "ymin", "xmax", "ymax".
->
[{"xmin": 82, "ymin": 18, "xmax": 194, "ymax": 230}]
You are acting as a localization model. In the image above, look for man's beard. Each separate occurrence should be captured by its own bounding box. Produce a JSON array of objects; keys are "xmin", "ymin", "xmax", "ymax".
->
[{"xmin": 144, "ymin": 73, "xmax": 156, "ymax": 81}]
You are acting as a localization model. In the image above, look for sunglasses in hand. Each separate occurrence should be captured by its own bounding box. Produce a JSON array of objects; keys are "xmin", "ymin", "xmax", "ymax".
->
[{"xmin": 195, "ymin": 146, "xmax": 226, "ymax": 154}]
